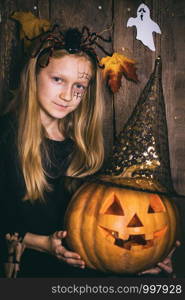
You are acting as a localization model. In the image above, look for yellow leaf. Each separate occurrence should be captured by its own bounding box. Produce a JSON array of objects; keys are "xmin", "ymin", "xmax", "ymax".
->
[
  {"xmin": 100, "ymin": 53, "xmax": 138, "ymax": 93},
  {"xmin": 11, "ymin": 12, "xmax": 51, "ymax": 48}
]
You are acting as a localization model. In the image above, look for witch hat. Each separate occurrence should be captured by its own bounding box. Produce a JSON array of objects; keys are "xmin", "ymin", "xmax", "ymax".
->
[{"xmin": 104, "ymin": 57, "xmax": 174, "ymax": 193}]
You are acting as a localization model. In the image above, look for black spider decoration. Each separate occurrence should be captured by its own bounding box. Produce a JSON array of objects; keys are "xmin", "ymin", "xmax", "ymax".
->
[{"xmin": 28, "ymin": 25, "xmax": 112, "ymax": 67}]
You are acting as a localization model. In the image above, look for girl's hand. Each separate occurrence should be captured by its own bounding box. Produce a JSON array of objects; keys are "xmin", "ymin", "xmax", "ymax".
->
[
  {"xmin": 138, "ymin": 240, "xmax": 181, "ymax": 277},
  {"xmin": 48, "ymin": 230, "xmax": 85, "ymax": 269}
]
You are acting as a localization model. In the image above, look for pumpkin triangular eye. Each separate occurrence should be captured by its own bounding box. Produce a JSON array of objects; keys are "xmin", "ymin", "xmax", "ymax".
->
[
  {"xmin": 148, "ymin": 205, "xmax": 155, "ymax": 213},
  {"xmin": 127, "ymin": 214, "xmax": 143, "ymax": 227},
  {"xmin": 104, "ymin": 195, "xmax": 124, "ymax": 216},
  {"xmin": 148, "ymin": 194, "xmax": 166, "ymax": 213}
]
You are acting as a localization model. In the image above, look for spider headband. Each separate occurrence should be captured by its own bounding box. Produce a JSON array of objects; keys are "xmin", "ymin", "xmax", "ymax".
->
[
  {"xmin": 11, "ymin": 11, "xmax": 138, "ymax": 93},
  {"xmin": 28, "ymin": 25, "xmax": 112, "ymax": 68}
]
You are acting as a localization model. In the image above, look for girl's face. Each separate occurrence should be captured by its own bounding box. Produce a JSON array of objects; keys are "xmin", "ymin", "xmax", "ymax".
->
[{"xmin": 37, "ymin": 55, "xmax": 92, "ymax": 123}]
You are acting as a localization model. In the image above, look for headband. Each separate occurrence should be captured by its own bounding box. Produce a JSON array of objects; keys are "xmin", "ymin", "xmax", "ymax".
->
[
  {"xmin": 28, "ymin": 25, "xmax": 112, "ymax": 68},
  {"xmin": 11, "ymin": 11, "xmax": 138, "ymax": 92}
]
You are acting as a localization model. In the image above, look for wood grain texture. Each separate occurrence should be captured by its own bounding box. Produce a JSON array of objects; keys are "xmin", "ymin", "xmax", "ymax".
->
[
  {"xmin": 0, "ymin": 0, "xmax": 184, "ymax": 194},
  {"xmin": 113, "ymin": 0, "xmax": 158, "ymax": 134},
  {"xmin": 113, "ymin": 0, "xmax": 185, "ymax": 195},
  {"xmin": 0, "ymin": 0, "xmax": 18, "ymax": 111},
  {"xmin": 159, "ymin": 0, "xmax": 185, "ymax": 194},
  {"xmin": 37, "ymin": 0, "xmax": 50, "ymax": 19},
  {"xmin": 0, "ymin": 0, "xmax": 38, "ymax": 112}
]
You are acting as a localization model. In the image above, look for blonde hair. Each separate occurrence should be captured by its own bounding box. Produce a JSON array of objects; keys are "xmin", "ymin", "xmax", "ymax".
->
[{"xmin": 15, "ymin": 49, "xmax": 104, "ymax": 201}]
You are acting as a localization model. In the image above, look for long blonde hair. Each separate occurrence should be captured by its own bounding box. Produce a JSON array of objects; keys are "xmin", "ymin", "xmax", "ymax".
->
[{"xmin": 16, "ymin": 49, "xmax": 104, "ymax": 201}]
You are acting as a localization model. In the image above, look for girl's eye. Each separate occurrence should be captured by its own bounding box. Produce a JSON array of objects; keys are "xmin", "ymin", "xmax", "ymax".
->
[
  {"xmin": 52, "ymin": 77, "xmax": 63, "ymax": 83},
  {"xmin": 75, "ymin": 84, "xmax": 86, "ymax": 91}
]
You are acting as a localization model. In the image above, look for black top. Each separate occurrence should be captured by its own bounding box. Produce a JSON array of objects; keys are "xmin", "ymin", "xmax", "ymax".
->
[
  {"xmin": 0, "ymin": 113, "xmax": 114, "ymax": 277},
  {"xmin": 0, "ymin": 114, "xmax": 70, "ymax": 275},
  {"xmin": 0, "ymin": 114, "xmax": 73, "ymax": 236}
]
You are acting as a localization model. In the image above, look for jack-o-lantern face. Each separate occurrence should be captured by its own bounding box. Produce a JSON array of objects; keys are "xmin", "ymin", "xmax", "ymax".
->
[
  {"xmin": 65, "ymin": 178, "xmax": 178, "ymax": 274},
  {"xmin": 99, "ymin": 194, "xmax": 167, "ymax": 251}
]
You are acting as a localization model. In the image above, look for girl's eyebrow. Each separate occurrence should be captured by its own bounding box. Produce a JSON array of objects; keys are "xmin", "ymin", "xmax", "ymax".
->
[
  {"xmin": 49, "ymin": 71, "xmax": 90, "ymax": 79},
  {"xmin": 49, "ymin": 71, "xmax": 64, "ymax": 76}
]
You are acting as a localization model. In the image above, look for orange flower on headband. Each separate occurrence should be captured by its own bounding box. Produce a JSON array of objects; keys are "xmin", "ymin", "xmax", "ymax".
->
[
  {"xmin": 11, "ymin": 12, "xmax": 51, "ymax": 48},
  {"xmin": 100, "ymin": 53, "xmax": 138, "ymax": 93}
]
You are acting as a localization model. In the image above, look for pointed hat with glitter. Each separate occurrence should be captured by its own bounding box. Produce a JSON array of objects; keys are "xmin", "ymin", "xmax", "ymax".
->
[{"xmin": 104, "ymin": 57, "xmax": 174, "ymax": 193}]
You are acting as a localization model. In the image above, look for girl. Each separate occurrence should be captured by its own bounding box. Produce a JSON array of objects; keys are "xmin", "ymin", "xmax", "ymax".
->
[
  {"xmin": 0, "ymin": 26, "xmax": 178, "ymax": 278},
  {"xmin": 0, "ymin": 28, "xmax": 105, "ymax": 277}
]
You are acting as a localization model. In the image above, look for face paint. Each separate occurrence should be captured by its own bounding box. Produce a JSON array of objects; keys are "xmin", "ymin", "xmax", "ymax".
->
[
  {"xmin": 72, "ymin": 91, "xmax": 83, "ymax": 101},
  {"xmin": 37, "ymin": 55, "xmax": 92, "ymax": 124},
  {"xmin": 78, "ymin": 72, "xmax": 91, "ymax": 81}
]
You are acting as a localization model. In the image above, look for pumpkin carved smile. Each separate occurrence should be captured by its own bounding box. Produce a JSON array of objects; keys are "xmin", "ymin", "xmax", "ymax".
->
[{"xmin": 99, "ymin": 225, "xmax": 167, "ymax": 250}]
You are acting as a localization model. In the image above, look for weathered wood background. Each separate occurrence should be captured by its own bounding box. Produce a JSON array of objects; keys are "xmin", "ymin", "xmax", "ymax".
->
[{"xmin": 0, "ymin": 0, "xmax": 184, "ymax": 198}]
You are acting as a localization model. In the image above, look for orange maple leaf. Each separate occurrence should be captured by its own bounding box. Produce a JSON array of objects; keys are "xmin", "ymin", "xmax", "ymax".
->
[
  {"xmin": 100, "ymin": 53, "xmax": 138, "ymax": 93},
  {"xmin": 11, "ymin": 12, "xmax": 51, "ymax": 49}
]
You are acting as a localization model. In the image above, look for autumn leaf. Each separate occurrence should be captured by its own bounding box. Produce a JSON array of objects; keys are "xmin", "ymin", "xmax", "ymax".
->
[
  {"xmin": 11, "ymin": 12, "xmax": 51, "ymax": 48},
  {"xmin": 100, "ymin": 53, "xmax": 138, "ymax": 93}
]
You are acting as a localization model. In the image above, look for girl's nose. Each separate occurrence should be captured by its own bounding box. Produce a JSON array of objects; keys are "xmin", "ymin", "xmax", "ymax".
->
[{"xmin": 59, "ymin": 85, "xmax": 72, "ymax": 102}]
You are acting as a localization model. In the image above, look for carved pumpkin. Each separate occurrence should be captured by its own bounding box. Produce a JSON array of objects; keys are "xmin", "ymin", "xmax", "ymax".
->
[{"xmin": 64, "ymin": 177, "xmax": 178, "ymax": 274}]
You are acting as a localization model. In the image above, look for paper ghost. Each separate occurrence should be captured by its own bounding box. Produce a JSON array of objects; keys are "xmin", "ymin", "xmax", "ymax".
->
[{"xmin": 127, "ymin": 3, "xmax": 161, "ymax": 51}]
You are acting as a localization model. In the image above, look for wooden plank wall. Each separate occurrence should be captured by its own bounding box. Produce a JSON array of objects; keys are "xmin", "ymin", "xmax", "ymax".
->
[
  {"xmin": 0, "ymin": 0, "xmax": 184, "ymax": 198},
  {"xmin": 114, "ymin": 0, "xmax": 185, "ymax": 197}
]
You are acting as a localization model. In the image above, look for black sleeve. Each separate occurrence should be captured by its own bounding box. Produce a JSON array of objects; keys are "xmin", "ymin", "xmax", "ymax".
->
[
  {"xmin": 0, "ymin": 146, "xmax": 28, "ymax": 239},
  {"xmin": 0, "ymin": 117, "xmax": 28, "ymax": 270}
]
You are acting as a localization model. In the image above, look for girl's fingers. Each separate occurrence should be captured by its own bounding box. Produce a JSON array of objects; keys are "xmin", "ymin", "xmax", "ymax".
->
[
  {"xmin": 57, "ymin": 256, "xmax": 85, "ymax": 268},
  {"xmin": 157, "ymin": 262, "xmax": 172, "ymax": 273},
  {"xmin": 140, "ymin": 240, "xmax": 181, "ymax": 276},
  {"xmin": 57, "ymin": 231, "xmax": 67, "ymax": 239},
  {"xmin": 56, "ymin": 246, "xmax": 85, "ymax": 267},
  {"xmin": 64, "ymin": 258, "xmax": 85, "ymax": 268},
  {"xmin": 168, "ymin": 247, "xmax": 176, "ymax": 258},
  {"xmin": 51, "ymin": 230, "xmax": 85, "ymax": 269},
  {"xmin": 56, "ymin": 246, "xmax": 81, "ymax": 259},
  {"xmin": 138, "ymin": 267, "xmax": 161, "ymax": 275},
  {"xmin": 168, "ymin": 240, "xmax": 181, "ymax": 258},
  {"xmin": 161, "ymin": 258, "xmax": 171, "ymax": 265},
  {"xmin": 52, "ymin": 230, "xmax": 67, "ymax": 239},
  {"xmin": 73, "ymin": 264, "xmax": 85, "ymax": 269}
]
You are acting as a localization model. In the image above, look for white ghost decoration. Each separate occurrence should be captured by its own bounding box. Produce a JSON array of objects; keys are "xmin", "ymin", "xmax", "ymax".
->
[{"xmin": 127, "ymin": 3, "xmax": 161, "ymax": 51}]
